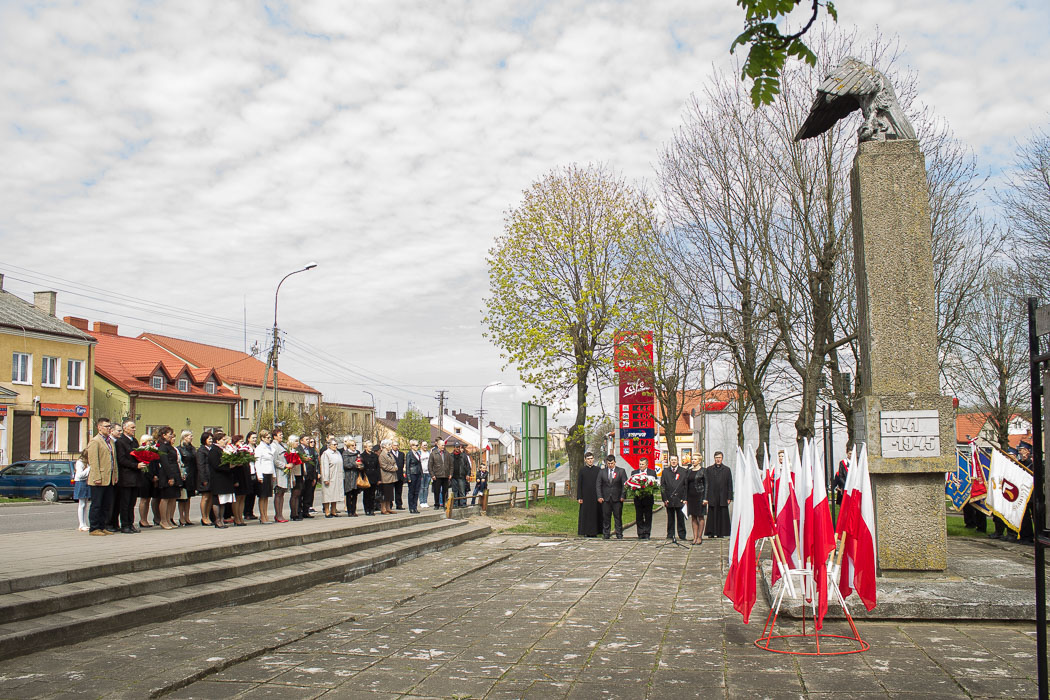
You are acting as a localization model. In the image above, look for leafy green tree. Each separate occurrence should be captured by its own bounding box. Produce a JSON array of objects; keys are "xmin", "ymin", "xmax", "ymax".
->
[
  {"xmin": 485, "ymin": 164, "xmax": 650, "ymax": 492},
  {"xmin": 396, "ymin": 408, "xmax": 432, "ymax": 447},
  {"xmin": 731, "ymin": 0, "xmax": 837, "ymax": 107}
]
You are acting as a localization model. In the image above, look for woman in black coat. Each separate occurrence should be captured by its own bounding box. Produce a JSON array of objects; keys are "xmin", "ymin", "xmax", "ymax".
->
[
  {"xmin": 340, "ymin": 438, "xmax": 362, "ymax": 516},
  {"xmin": 686, "ymin": 458, "xmax": 708, "ymax": 546},
  {"xmin": 207, "ymin": 431, "xmax": 234, "ymax": 528},
  {"xmin": 359, "ymin": 442, "xmax": 382, "ymax": 516},
  {"xmin": 154, "ymin": 426, "xmax": 182, "ymax": 530},
  {"xmin": 196, "ymin": 432, "xmax": 214, "ymax": 526},
  {"xmin": 175, "ymin": 430, "xmax": 196, "ymax": 527}
]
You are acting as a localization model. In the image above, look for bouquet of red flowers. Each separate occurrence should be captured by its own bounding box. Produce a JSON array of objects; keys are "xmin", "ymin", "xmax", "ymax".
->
[
  {"xmin": 625, "ymin": 471, "xmax": 659, "ymax": 498},
  {"xmin": 221, "ymin": 444, "xmax": 256, "ymax": 469},
  {"xmin": 282, "ymin": 451, "xmax": 303, "ymax": 475},
  {"xmin": 130, "ymin": 446, "xmax": 160, "ymax": 471}
]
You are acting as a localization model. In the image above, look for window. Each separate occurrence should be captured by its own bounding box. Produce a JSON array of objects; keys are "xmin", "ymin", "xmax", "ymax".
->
[
  {"xmin": 205, "ymin": 380, "xmax": 216, "ymax": 394},
  {"xmin": 67, "ymin": 418, "xmax": 81, "ymax": 453},
  {"xmin": 40, "ymin": 419, "xmax": 57, "ymax": 453},
  {"xmin": 25, "ymin": 462, "xmax": 48, "ymax": 475},
  {"xmin": 41, "ymin": 357, "xmax": 60, "ymax": 387},
  {"xmin": 2, "ymin": 463, "xmax": 27, "ymax": 476},
  {"xmin": 151, "ymin": 374, "xmax": 165, "ymax": 390},
  {"xmin": 239, "ymin": 399, "xmax": 247, "ymax": 418},
  {"xmin": 177, "ymin": 378, "xmax": 189, "ymax": 392},
  {"xmin": 11, "ymin": 352, "xmax": 31, "ymax": 384},
  {"xmin": 67, "ymin": 359, "xmax": 85, "ymax": 389},
  {"xmin": 204, "ymin": 425, "xmax": 223, "ymax": 434},
  {"xmin": 454, "ymin": 427, "xmax": 462, "ymax": 435},
  {"xmin": 253, "ymin": 400, "xmax": 260, "ymax": 415},
  {"xmin": 47, "ymin": 463, "xmax": 68, "ymax": 476}
]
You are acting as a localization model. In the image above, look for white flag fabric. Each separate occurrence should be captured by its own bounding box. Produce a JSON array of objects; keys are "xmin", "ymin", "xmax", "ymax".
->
[{"xmin": 985, "ymin": 447, "xmax": 1034, "ymax": 531}]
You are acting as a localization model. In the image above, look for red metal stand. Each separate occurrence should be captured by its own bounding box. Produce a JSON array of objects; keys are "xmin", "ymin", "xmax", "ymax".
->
[{"xmin": 754, "ymin": 576, "xmax": 869, "ymax": 655}]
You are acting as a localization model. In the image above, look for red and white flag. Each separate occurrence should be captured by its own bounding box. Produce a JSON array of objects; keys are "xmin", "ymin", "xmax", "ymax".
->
[
  {"xmin": 968, "ymin": 439, "xmax": 987, "ymax": 501},
  {"xmin": 723, "ymin": 446, "xmax": 776, "ymax": 624},
  {"xmin": 796, "ymin": 440, "xmax": 814, "ymax": 567},
  {"xmin": 772, "ymin": 447, "xmax": 801, "ymax": 585},
  {"xmin": 834, "ymin": 445, "xmax": 878, "ymax": 611},
  {"xmin": 807, "ymin": 441, "xmax": 837, "ymax": 630}
]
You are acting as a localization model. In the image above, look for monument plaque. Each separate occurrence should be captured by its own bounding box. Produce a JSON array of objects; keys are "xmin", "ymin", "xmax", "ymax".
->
[{"xmin": 880, "ymin": 410, "xmax": 941, "ymax": 458}]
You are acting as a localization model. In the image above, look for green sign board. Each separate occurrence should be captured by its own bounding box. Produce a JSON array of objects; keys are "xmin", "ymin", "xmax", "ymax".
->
[{"xmin": 521, "ymin": 402, "xmax": 548, "ymax": 508}]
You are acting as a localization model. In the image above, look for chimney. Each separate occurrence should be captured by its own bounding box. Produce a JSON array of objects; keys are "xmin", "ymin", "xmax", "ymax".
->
[
  {"xmin": 92, "ymin": 321, "xmax": 119, "ymax": 335},
  {"xmin": 33, "ymin": 291, "xmax": 57, "ymax": 317},
  {"xmin": 0, "ymin": 273, "xmax": 4, "ymax": 290},
  {"xmin": 386, "ymin": 411, "xmax": 396, "ymax": 420},
  {"xmin": 63, "ymin": 316, "xmax": 90, "ymax": 331}
]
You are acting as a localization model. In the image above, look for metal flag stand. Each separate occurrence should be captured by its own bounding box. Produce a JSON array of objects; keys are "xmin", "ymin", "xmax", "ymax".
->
[{"xmin": 754, "ymin": 535, "xmax": 870, "ymax": 656}]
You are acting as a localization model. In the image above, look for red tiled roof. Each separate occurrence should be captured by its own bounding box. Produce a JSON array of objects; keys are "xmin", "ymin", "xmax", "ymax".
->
[
  {"xmin": 140, "ymin": 333, "xmax": 320, "ymax": 395},
  {"xmin": 658, "ymin": 389, "xmax": 739, "ymax": 435},
  {"xmin": 956, "ymin": 412, "xmax": 989, "ymax": 443},
  {"xmin": 93, "ymin": 329, "xmax": 238, "ymax": 401}
]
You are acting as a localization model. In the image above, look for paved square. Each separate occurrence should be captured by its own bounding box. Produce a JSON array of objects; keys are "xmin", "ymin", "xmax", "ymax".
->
[{"xmin": 0, "ymin": 535, "xmax": 1040, "ymax": 698}]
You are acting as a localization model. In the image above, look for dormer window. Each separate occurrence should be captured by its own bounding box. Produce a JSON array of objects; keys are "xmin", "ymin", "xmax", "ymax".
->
[
  {"xmin": 205, "ymin": 380, "xmax": 216, "ymax": 394},
  {"xmin": 177, "ymin": 378, "xmax": 189, "ymax": 392},
  {"xmin": 151, "ymin": 374, "xmax": 166, "ymax": 390}
]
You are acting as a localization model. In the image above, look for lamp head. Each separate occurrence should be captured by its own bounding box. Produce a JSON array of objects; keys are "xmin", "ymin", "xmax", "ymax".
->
[{"xmin": 304, "ymin": 262, "xmax": 318, "ymax": 271}]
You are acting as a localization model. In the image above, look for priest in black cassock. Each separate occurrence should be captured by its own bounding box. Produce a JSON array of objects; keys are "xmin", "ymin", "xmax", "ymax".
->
[
  {"xmin": 577, "ymin": 452, "xmax": 601, "ymax": 537},
  {"xmin": 704, "ymin": 451, "xmax": 733, "ymax": 537}
]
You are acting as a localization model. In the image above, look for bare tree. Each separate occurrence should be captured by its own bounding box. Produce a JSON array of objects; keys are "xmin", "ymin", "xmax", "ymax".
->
[
  {"xmin": 657, "ymin": 75, "xmax": 781, "ymax": 461},
  {"xmin": 998, "ymin": 128, "xmax": 1050, "ymax": 296},
  {"xmin": 946, "ymin": 264, "xmax": 1030, "ymax": 449}
]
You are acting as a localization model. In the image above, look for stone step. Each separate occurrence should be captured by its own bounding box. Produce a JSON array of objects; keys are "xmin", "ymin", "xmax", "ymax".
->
[
  {"xmin": 0, "ymin": 521, "xmax": 490, "ymax": 661},
  {"xmin": 0, "ymin": 510, "xmax": 446, "ymax": 595},
  {"xmin": 0, "ymin": 518, "xmax": 467, "ymax": 625}
]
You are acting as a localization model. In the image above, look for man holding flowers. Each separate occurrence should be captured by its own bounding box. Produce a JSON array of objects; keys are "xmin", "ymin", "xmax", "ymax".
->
[{"xmin": 626, "ymin": 457, "xmax": 658, "ymax": 540}]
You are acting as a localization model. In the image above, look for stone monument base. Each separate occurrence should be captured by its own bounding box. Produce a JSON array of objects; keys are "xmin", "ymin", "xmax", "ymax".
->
[{"xmin": 872, "ymin": 472, "xmax": 947, "ymax": 571}]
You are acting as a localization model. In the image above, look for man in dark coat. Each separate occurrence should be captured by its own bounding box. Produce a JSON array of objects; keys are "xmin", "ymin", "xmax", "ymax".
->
[
  {"xmin": 429, "ymin": 440, "xmax": 453, "ymax": 508},
  {"xmin": 577, "ymin": 452, "xmax": 601, "ymax": 537},
  {"xmin": 114, "ymin": 420, "xmax": 144, "ymax": 534},
  {"xmin": 391, "ymin": 443, "xmax": 406, "ymax": 510},
  {"xmin": 660, "ymin": 455, "xmax": 688, "ymax": 541},
  {"xmin": 596, "ymin": 455, "xmax": 628, "ymax": 539},
  {"xmin": 451, "ymin": 447, "xmax": 471, "ymax": 507},
  {"xmin": 704, "ymin": 451, "xmax": 733, "ymax": 538},
  {"xmin": 630, "ymin": 457, "xmax": 657, "ymax": 540}
]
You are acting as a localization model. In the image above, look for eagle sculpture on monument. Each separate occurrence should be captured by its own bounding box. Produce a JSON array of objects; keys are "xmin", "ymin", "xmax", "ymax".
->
[{"xmin": 794, "ymin": 57, "xmax": 916, "ymax": 143}]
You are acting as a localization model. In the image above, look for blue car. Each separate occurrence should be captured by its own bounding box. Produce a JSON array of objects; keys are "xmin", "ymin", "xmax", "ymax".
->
[{"xmin": 0, "ymin": 460, "xmax": 76, "ymax": 501}]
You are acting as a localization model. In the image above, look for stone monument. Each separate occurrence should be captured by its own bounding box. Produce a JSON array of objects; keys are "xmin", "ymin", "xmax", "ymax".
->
[{"xmin": 797, "ymin": 58, "xmax": 951, "ymax": 573}]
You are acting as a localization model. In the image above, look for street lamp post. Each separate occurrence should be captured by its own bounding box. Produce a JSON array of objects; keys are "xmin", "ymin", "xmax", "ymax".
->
[
  {"xmin": 271, "ymin": 263, "xmax": 317, "ymax": 428},
  {"xmin": 479, "ymin": 382, "xmax": 503, "ymax": 476}
]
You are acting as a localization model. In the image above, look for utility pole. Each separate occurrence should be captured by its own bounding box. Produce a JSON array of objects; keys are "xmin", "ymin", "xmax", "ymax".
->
[{"xmin": 436, "ymin": 389, "xmax": 447, "ymax": 437}]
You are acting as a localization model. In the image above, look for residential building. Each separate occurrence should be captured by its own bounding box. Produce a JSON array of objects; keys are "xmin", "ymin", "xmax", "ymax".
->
[
  {"xmin": 139, "ymin": 333, "xmax": 321, "ymax": 435},
  {"xmin": 0, "ymin": 278, "xmax": 96, "ymax": 464},
  {"xmin": 376, "ymin": 411, "xmax": 470, "ymax": 449},
  {"xmin": 86, "ymin": 321, "xmax": 239, "ymax": 438},
  {"xmin": 656, "ymin": 389, "xmax": 739, "ymax": 462},
  {"xmin": 956, "ymin": 412, "xmax": 1032, "ymax": 453},
  {"xmin": 320, "ymin": 402, "xmax": 375, "ymax": 440}
]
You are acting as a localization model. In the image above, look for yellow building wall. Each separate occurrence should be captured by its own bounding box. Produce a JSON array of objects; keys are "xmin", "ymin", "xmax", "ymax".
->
[
  {"xmin": 91, "ymin": 375, "xmax": 235, "ymax": 441},
  {"xmin": 0, "ymin": 331, "xmax": 94, "ymax": 462}
]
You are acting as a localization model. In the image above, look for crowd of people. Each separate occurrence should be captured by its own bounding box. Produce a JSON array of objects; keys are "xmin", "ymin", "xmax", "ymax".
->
[
  {"xmin": 575, "ymin": 450, "xmax": 733, "ymax": 543},
  {"xmin": 74, "ymin": 415, "xmax": 478, "ymax": 535}
]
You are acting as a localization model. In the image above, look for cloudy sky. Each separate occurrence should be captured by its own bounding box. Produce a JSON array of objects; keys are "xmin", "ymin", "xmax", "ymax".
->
[{"xmin": 1, "ymin": 0, "xmax": 1048, "ymax": 429}]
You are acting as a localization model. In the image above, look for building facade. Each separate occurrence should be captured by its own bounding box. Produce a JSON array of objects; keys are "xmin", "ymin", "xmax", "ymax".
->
[
  {"xmin": 0, "ymin": 279, "xmax": 96, "ymax": 464},
  {"xmin": 139, "ymin": 333, "xmax": 321, "ymax": 435},
  {"xmin": 87, "ymin": 321, "xmax": 239, "ymax": 438}
]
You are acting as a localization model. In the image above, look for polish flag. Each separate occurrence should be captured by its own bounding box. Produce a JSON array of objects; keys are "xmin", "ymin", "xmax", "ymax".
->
[
  {"xmin": 723, "ymin": 446, "xmax": 776, "ymax": 623},
  {"xmin": 834, "ymin": 445, "xmax": 878, "ymax": 611},
  {"xmin": 796, "ymin": 440, "xmax": 813, "ymax": 568},
  {"xmin": 808, "ymin": 442, "xmax": 837, "ymax": 630},
  {"xmin": 772, "ymin": 448, "xmax": 801, "ymax": 585}
]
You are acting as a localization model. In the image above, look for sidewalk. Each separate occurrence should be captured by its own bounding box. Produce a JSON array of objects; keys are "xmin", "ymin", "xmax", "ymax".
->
[{"xmin": 0, "ymin": 531, "xmax": 1040, "ymax": 698}]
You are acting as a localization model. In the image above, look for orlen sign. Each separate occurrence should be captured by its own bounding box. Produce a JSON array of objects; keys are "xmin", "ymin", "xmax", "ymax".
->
[{"xmin": 613, "ymin": 331, "xmax": 653, "ymax": 373}]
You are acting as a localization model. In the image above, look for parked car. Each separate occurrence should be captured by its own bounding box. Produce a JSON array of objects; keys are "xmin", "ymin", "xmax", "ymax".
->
[{"xmin": 0, "ymin": 460, "xmax": 76, "ymax": 501}]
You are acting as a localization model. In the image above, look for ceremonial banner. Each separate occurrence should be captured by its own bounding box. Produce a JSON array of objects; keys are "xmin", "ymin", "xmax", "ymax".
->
[
  {"xmin": 946, "ymin": 451, "xmax": 972, "ymax": 512},
  {"xmin": 985, "ymin": 447, "xmax": 1034, "ymax": 532}
]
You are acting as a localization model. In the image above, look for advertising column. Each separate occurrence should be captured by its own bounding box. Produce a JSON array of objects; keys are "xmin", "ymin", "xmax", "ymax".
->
[{"xmin": 614, "ymin": 332, "xmax": 654, "ymax": 472}]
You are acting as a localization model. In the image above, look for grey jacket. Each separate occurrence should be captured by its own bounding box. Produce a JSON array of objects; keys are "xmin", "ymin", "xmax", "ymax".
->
[{"xmin": 429, "ymin": 448, "xmax": 453, "ymax": 479}]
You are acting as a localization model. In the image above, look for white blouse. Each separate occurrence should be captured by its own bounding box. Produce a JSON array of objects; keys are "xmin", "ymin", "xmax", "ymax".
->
[{"xmin": 254, "ymin": 441, "xmax": 276, "ymax": 476}]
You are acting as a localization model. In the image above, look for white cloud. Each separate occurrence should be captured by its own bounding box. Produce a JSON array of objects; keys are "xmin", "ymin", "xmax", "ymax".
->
[{"xmin": 0, "ymin": 0, "xmax": 1046, "ymax": 428}]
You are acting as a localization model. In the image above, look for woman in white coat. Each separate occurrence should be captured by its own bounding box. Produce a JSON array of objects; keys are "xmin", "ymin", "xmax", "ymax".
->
[
  {"xmin": 320, "ymin": 437, "xmax": 345, "ymax": 517},
  {"xmin": 254, "ymin": 430, "xmax": 276, "ymax": 524}
]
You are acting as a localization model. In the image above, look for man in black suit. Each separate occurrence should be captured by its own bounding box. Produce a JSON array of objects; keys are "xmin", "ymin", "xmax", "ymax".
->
[
  {"xmin": 596, "ymin": 455, "xmax": 627, "ymax": 539},
  {"xmin": 406, "ymin": 441, "xmax": 423, "ymax": 514},
  {"xmin": 631, "ymin": 457, "xmax": 657, "ymax": 540},
  {"xmin": 113, "ymin": 420, "xmax": 144, "ymax": 534},
  {"xmin": 661, "ymin": 455, "xmax": 688, "ymax": 541}
]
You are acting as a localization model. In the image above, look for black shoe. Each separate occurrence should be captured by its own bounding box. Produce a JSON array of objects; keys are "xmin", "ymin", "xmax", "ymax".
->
[
  {"xmin": 302, "ymin": 514, "xmax": 314, "ymax": 519},
  {"xmin": 105, "ymin": 528, "xmax": 119, "ymax": 533},
  {"xmin": 603, "ymin": 536, "xmax": 611, "ymax": 540},
  {"xmin": 120, "ymin": 527, "xmax": 135, "ymax": 534},
  {"xmin": 616, "ymin": 535, "xmax": 623, "ymax": 539}
]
